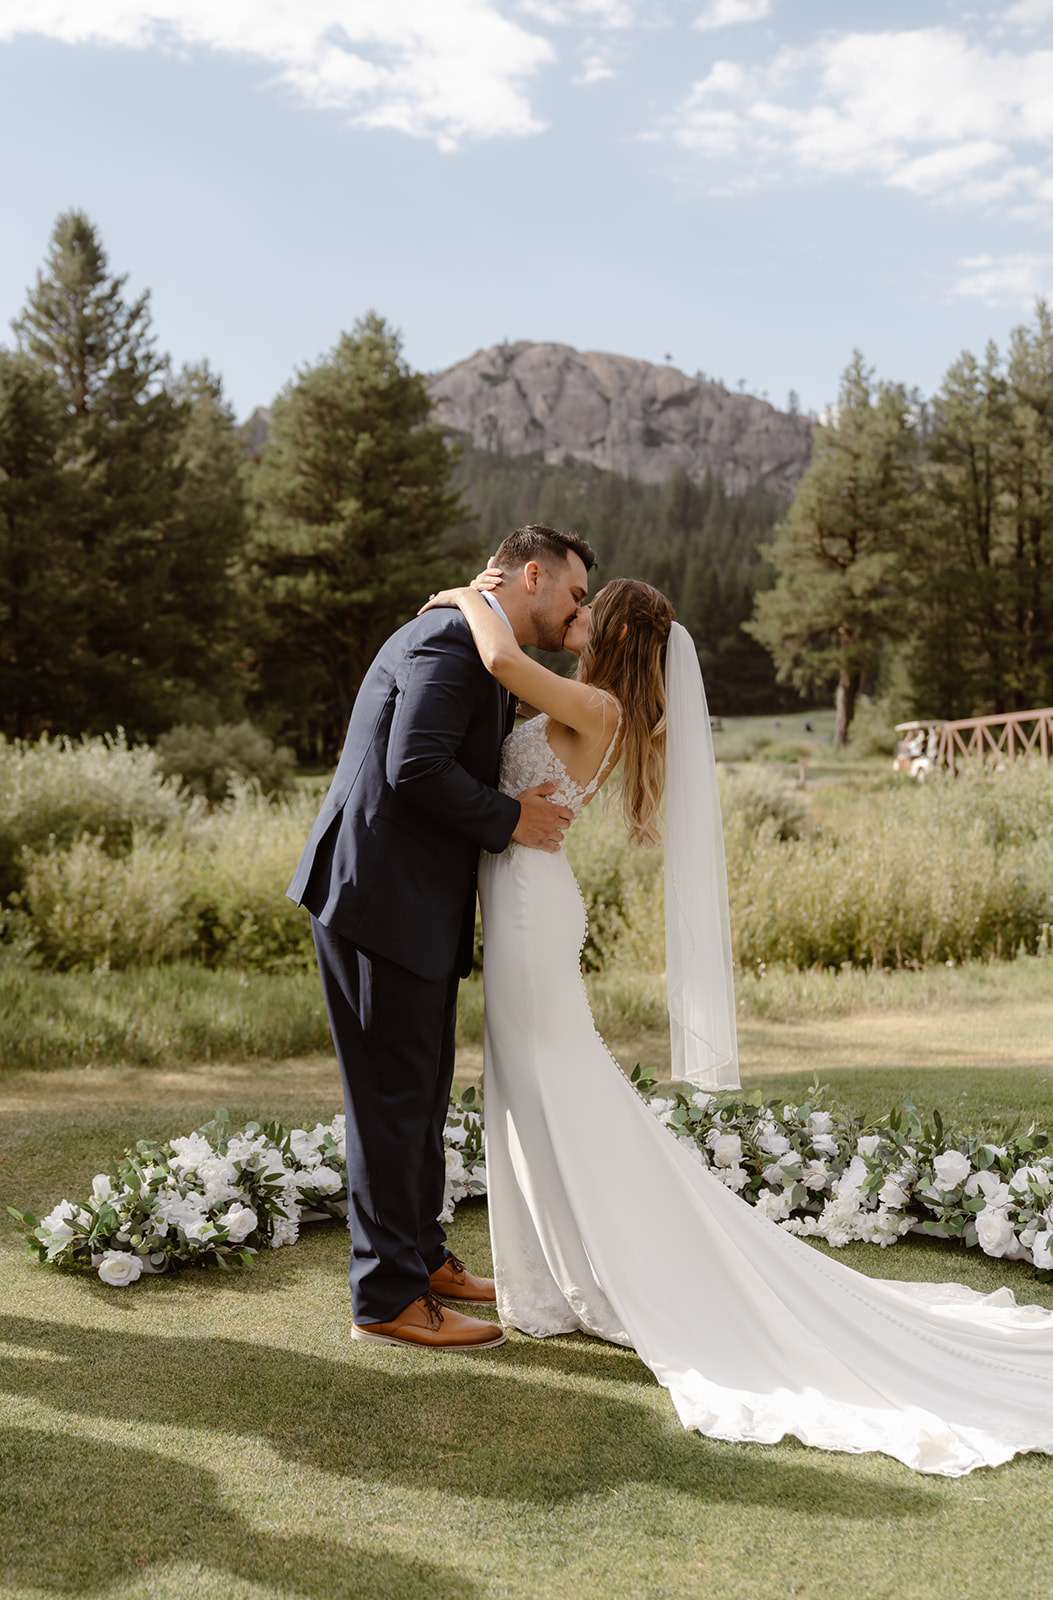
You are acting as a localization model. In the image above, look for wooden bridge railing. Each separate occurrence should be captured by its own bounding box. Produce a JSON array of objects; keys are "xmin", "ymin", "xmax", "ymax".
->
[{"xmin": 897, "ymin": 708, "xmax": 1053, "ymax": 773}]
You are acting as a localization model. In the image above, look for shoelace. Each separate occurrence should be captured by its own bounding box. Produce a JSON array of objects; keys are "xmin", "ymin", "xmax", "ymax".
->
[
  {"xmin": 419, "ymin": 1289, "xmax": 447, "ymax": 1328},
  {"xmin": 442, "ymin": 1252, "xmax": 467, "ymax": 1278}
]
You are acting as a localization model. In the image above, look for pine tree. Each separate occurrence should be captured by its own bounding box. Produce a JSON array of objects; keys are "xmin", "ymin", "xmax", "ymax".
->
[
  {"xmin": 0, "ymin": 353, "xmax": 88, "ymax": 737},
  {"xmin": 746, "ymin": 354, "xmax": 919, "ymax": 746},
  {"xmin": 13, "ymin": 209, "xmax": 161, "ymax": 416},
  {"xmin": 11, "ymin": 212, "xmax": 247, "ymax": 735},
  {"xmin": 907, "ymin": 304, "xmax": 1053, "ymax": 717},
  {"xmin": 248, "ymin": 314, "xmax": 474, "ymax": 758}
]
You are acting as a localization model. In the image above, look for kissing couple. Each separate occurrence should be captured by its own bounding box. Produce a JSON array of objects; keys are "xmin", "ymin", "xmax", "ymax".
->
[{"xmin": 290, "ymin": 524, "xmax": 1053, "ymax": 1477}]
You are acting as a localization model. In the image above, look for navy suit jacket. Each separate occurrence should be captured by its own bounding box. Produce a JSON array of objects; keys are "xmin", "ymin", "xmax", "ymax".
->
[{"xmin": 287, "ymin": 609, "xmax": 520, "ymax": 982}]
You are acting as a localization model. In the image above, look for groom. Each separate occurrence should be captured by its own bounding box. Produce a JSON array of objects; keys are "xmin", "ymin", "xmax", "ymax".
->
[{"xmin": 288, "ymin": 525, "xmax": 596, "ymax": 1349}]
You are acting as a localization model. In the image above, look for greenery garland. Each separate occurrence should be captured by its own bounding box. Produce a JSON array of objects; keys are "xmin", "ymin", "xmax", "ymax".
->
[{"xmin": 11, "ymin": 1078, "xmax": 1053, "ymax": 1286}]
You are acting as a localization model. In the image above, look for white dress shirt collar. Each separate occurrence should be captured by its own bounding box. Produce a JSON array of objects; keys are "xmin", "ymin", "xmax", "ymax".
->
[{"xmin": 481, "ymin": 590, "xmax": 515, "ymax": 633}]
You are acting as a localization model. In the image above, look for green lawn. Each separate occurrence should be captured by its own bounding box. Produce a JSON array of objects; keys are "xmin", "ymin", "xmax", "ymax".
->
[{"xmin": 4, "ymin": 1047, "xmax": 1053, "ymax": 1600}]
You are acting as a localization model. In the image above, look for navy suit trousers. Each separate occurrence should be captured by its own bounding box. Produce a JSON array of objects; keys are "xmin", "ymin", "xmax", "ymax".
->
[{"xmin": 311, "ymin": 917, "xmax": 459, "ymax": 1323}]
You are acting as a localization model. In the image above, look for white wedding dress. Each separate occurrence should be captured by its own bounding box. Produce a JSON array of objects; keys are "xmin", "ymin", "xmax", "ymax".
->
[{"xmin": 478, "ymin": 710, "xmax": 1053, "ymax": 1477}]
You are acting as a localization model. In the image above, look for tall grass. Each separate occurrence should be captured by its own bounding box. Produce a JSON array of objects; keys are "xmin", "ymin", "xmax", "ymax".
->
[
  {"xmin": 0, "ymin": 961, "xmax": 331, "ymax": 1069},
  {"xmin": 2, "ymin": 731, "xmax": 319, "ymax": 973},
  {"xmin": 568, "ymin": 761, "xmax": 1053, "ymax": 975},
  {"xmin": 4, "ymin": 732, "xmax": 1053, "ymax": 978}
]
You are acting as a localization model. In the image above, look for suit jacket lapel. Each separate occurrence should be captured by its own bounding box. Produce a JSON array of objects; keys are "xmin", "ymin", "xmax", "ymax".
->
[{"xmin": 501, "ymin": 684, "xmax": 516, "ymax": 739}]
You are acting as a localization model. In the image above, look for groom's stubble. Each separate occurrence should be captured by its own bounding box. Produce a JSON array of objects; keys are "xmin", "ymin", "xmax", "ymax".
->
[{"xmin": 523, "ymin": 555, "xmax": 589, "ymax": 654}]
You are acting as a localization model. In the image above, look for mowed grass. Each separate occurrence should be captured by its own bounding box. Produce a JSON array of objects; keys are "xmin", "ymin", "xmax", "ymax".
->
[{"xmin": 4, "ymin": 979, "xmax": 1053, "ymax": 1600}]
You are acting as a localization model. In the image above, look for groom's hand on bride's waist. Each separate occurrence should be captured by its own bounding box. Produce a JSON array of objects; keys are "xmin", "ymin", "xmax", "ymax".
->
[{"xmin": 511, "ymin": 783, "xmax": 574, "ymax": 853}]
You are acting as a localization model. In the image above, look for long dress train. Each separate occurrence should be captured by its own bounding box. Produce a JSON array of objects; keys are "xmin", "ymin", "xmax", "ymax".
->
[{"xmin": 478, "ymin": 713, "xmax": 1053, "ymax": 1477}]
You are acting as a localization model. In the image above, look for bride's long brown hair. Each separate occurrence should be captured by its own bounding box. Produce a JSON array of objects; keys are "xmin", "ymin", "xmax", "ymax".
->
[{"xmin": 575, "ymin": 579, "xmax": 676, "ymax": 847}]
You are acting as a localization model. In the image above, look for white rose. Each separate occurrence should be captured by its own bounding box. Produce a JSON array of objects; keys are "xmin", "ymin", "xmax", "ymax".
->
[
  {"xmin": 303, "ymin": 1165, "xmax": 342, "ymax": 1195},
  {"xmin": 445, "ymin": 1148, "xmax": 467, "ymax": 1184},
  {"xmin": 183, "ymin": 1218, "xmax": 220, "ymax": 1244},
  {"xmin": 808, "ymin": 1111, "xmax": 834, "ymax": 1136},
  {"xmin": 97, "ymin": 1250, "xmax": 144, "ymax": 1287},
  {"xmin": 709, "ymin": 1132, "xmax": 743, "ymax": 1168},
  {"xmin": 1009, "ymin": 1164, "xmax": 1047, "ymax": 1195},
  {"xmin": 221, "ymin": 1203, "xmax": 258, "ymax": 1243},
  {"xmin": 812, "ymin": 1134, "xmax": 839, "ymax": 1158},
  {"xmin": 801, "ymin": 1160, "xmax": 829, "ymax": 1191},
  {"xmin": 753, "ymin": 1188, "xmax": 791, "ymax": 1222},
  {"xmin": 1031, "ymin": 1231, "xmax": 1053, "ymax": 1270},
  {"xmin": 168, "ymin": 1133, "xmax": 214, "ymax": 1176},
  {"xmin": 756, "ymin": 1128, "xmax": 791, "ymax": 1157},
  {"xmin": 837, "ymin": 1156, "xmax": 869, "ymax": 1196},
  {"xmin": 718, "ymin": 1164, "xmax": 749, "ymax": 1192},
  {"xmin": 856, "ymin": 1135, "xmax": 881, "ymax": 1158},
  {"xmin": 932, "ymin": 1150, "xmax": 971, "ymax": 1189},
  {"xmin": 975, "ymin": 1207, "xmax": 1016, "ymax": 1258},
  {"xmin": 878, "ymin": 1175, "xmax": 909, "ymax": 1209},
  {"xmin": 41, "ymin": 1201, "xmax": 78, "ymax": 1242},
  {"xmin": 154, "ymin": 1194, "xmax": 209, "ymax": 1233},
  {"xmin": 691, "ymin": 1093, "xmax": 715, "ymax": 1113},
  {"xmin": 91, "ymin": 1174, "xmax": 115, "ymax": 1202}
]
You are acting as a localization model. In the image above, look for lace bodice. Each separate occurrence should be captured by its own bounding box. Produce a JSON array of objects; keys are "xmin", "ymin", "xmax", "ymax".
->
[{"xmin": 498, "ymin": 699, "xmax": 622, "ymax": 820}]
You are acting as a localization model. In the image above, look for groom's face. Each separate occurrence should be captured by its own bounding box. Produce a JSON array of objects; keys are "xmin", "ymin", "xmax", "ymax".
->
[{"xmin": 530, "ymin": 554, "xmax": 589, "ymax": 653}]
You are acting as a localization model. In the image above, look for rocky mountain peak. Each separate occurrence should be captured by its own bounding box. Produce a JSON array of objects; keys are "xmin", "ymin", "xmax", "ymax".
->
[{"xmin": 429, "ymin": 341, "xmax": 812, "ymax": 497}]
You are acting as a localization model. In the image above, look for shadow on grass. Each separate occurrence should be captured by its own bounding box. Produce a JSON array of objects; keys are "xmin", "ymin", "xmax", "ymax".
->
[
  {"xmin": 0, "ymin": 1428, "xmax": 475, "ymax": 1600},
  {"xmin": 1, "ymin": 1314, "xmax": 936, "ymax": 1522}
]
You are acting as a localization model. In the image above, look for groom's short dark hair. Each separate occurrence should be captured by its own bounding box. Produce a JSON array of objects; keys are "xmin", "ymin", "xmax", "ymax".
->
[{"xmin": 494, "ymin": 524, "xmax": 596, "ymax": 574}]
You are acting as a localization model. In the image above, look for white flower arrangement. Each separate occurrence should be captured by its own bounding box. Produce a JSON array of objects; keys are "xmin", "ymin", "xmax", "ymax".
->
[
  {"xmin": 627, "ymin": 1072, "xmax": 1053, "ymax": 1273},
  {"xmin": 11, "ymin": 1089, "xmax": 486, "ymax": 1287},
  {"xmin": 14, "ymin": 1077, "xmax": 1052, "ymax": 1288}
]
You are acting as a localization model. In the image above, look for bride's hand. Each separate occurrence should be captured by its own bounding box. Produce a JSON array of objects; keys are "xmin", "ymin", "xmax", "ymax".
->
[
  {"xmin": 418, "ymin": 587, "xmax": 469, "ymax": 615},
  {"xmin": 470, "ymin": 558, "xmax": 504, "ymax": 593}
]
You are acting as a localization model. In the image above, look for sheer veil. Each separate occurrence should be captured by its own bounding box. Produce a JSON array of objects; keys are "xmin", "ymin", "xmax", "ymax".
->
[{"xmin": 663, "ymin": 622, "xmax": 740, "ymax": 1091}]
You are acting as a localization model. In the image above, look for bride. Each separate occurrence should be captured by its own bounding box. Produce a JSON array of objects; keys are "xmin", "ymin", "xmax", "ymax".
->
[{"xmin": 422, "ymin": 571, "xmax": 1053, "ymax": 1477}]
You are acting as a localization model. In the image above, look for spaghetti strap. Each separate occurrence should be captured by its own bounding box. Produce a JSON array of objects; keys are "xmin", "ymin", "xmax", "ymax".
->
[{"xmin": 580, "ymin": 694, "xmax": 622, "ymax": 801}]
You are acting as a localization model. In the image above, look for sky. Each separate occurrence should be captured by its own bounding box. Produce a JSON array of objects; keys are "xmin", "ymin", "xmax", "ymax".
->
[{"xmin": 1, "ymin": 0, "xmax": 1052, "ymax": 422}]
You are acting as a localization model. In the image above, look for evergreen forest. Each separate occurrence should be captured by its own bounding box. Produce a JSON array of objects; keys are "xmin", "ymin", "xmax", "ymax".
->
[
  {"xmin": 5, "ymin": 208, "xmax": 1053, "ymax": 762},
  {"xmin": 448, "ymin": 445, "xmax": 797, "ymax": 716}
]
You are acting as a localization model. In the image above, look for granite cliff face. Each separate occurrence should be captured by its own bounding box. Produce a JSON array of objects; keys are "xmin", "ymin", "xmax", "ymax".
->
[{"xmin": 429, "ymin": 342, "xmax": 812, "ymax": 497}]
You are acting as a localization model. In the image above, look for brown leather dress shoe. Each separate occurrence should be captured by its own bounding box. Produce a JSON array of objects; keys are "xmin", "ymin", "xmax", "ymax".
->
[
  {"xmin": 351, "ymin": 1290, "xmax": 505, "ymax": 1350},
  {"xmin": 429, "ymin": 1252, "xmax": 497, "ymax": 1304}
]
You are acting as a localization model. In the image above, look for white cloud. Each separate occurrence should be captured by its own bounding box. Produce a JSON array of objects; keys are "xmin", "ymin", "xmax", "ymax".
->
[
  {"xmin": 0, "ymin": 0, "xmax": 555, "ymax": 147},
  {"xmin": 1004, "ymin": 0, "xmax": 1053, "ymax": 28},
  {"xmin": 671, "ymin": 25, "xmax": 1053, "ymax": 208},
  {"xmin": 573, "ymin": 52, "xmax": 617, "ymax": 83},
  {"xmin": 952, "ymin": 254, "xmax": 1053, "ymax": 303},
  {"xmin": 518, "ymin": 0, "xmax": 637, "ymax": 23},
  {"xmin": 695, "ymin": 0, "xmax": 771, "ymax": 30}
]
